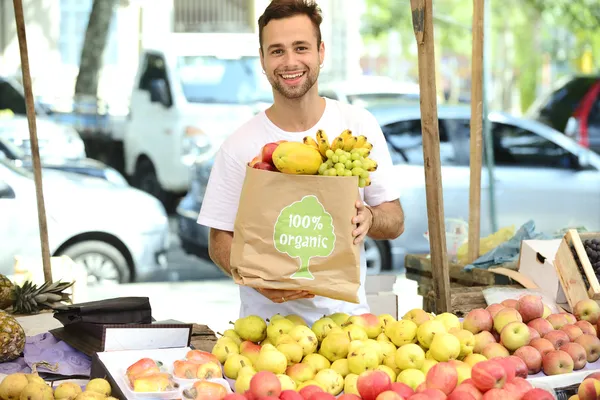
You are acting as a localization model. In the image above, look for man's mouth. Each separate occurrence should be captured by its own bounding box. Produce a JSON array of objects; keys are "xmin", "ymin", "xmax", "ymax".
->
[{"xmin": 279, "ymin": 71, "xmax": 306, "ymax": 83}]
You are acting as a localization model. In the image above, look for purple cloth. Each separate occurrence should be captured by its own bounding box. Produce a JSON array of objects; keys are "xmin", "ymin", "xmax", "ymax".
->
[{"xmin": 3, "ymin": 333, "xmax": 93, "ymax": 377}]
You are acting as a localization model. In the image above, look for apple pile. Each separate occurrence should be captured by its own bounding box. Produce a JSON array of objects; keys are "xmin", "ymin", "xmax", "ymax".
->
[
  {"xmin": 248, "ymin": 140, "xmax": 287, "ymax": 172},
  {"xmin": 573, "ymin": 371, "xmax": 600, "ymax": 400}
]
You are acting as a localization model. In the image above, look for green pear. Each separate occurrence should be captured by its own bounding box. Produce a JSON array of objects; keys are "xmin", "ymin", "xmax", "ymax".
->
[
  {"xmin": 274, "ymin": 333, "xmax": 296, "ymax": 346},
  {"xmin": 261, "ymin": 343, "xmax": 277, "ymax": 352},
  {"xmin": 348, "ymin": 340, "xmax": 366, "ymax": 353},
  {"xmin": 233, "ymin": 315, "xmax": 267, "ymax": 343},
  {"xmin": 277, "ymin": 342, "xmax": 304, "ymax": 365},
  {"xmin": 302, "ymin": 353, "xmax": 331, "ymax": 373},
  {"xmin": 363, "ymin": 339, "xmax": 384, "ymax": 363},
  {"xmin": 378, "ymin": 340, "xmax": 397, "ymax": 359},
  {"xmin": 286, "ymin": 314, "xmax": 308, "ymax": 326},
  {"xmin": 331, "ymin": 359, "xmax": 350, "ymax": 377},
  {"xmin": 219, "ymin": 329, "xmax": 242, "ymax": 346},
  {"xmin": 255, "ymin": 346, "xmax": 288, "ymax": 374},
  {"xmin": 223, "ymin": 354, "xmax": 252, "ymax": 379},
  {"xmin": 328, "ymin": 312, "xmax": 350, "ymax": 326},
  {"xmin": 238, "ymin": 365, "xmax": 257, "ymax": 377},
  {"xmin": 311, "ymin": 317, "xmax": 337, "ymax": 342},
  {"xmin": 211, "ymin": 337, "xmax": 240, "ymax": 363},
  {"xmin": 235, "ymin": 372, "xmax": 253, "ymax": 394},
  {"xmin": 289, "ymin": 325, "xmax": 318, "ymax": 356},
  {"xmin": 379, "ymin": 313, "xmax": 396, "ymax": 328},
  {"xmin": 347, "ymin": 349, "xmax": 379, "ymax": 375},
  {"xmin": 268, "ymin": 313, "xmax": 285, "ymax": 323},
  {"xmin": 314, "ymin": 368, "xmax": 344, "ymax": 396},
  {"xmin": 267, "ymin": 318, "xmax": 295, "ymax": 343},
  {"xmin": 343, "ymin": 324, "xmax": 368, "ymax": 341},
  {"xmin": 318, "ymin": 330, "xmax": 351, "ymax": 362},
  {"xmin": 323, "ymin": 327, "xmax": 344, "ymax": 338}
]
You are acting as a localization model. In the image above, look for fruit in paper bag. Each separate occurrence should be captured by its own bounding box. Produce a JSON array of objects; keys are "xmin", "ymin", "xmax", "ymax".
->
[
  {"xmin": 126, "ymin": 358, "xmax": 162, "ymax": 382},
  {"xmin": 232, "ymin": 315, "xmax": 267, "ymax": 343},
  {"xmin": 132, "ymin": 373, "xmax": 174, "ymax": 392},
  {"xmin": 183, "ymin": 380, "xmax": 227, "ymax": 400},
  {"xmin": 0, "ymin": 373, "xmax": 28, "ymax": 399},
  {"xmin": 261, "ymin": 142, "xmax": 280, "ymax": 166},
  {"xmin": 272, "ymin": 142, "xmax": 323, "ymax": 175},
  {"xmin": 54, "ymin": 382, "xmax": 83, "ymax": 400},
  {"xmin": 18, "ymin": 382, "xmax": 53, "ymax": 400}
]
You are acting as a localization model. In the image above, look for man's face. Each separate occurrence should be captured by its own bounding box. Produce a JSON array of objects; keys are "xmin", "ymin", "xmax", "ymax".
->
[{"xmin": 260, "ymin": 14, "xmax": 324, "ymax": 100}]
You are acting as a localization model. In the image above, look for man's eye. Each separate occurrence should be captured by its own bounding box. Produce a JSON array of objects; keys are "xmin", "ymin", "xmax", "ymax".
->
[
  {"xmin": 296, "ymin": 47, "xmax": 308, "ymax": 51},
  {"xmin": 272, "ymin": 49, "xmax": 283, "ymax": 55}
]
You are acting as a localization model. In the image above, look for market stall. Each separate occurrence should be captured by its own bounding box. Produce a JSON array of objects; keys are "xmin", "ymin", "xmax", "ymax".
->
[{"xmin": 2, "ymin": 0, "xmax": 600, "ymax": 399}]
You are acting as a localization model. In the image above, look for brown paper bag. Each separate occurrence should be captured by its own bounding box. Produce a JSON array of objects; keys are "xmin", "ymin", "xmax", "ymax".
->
[{"xmin": 230, "ymin": 166, "xmax": 361, "ymax": 303}]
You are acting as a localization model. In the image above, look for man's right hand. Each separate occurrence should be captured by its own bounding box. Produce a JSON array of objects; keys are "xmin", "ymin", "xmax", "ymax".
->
[{"xmin": 255, "ymin": 288, "xmax": 314, "ymax": 303}]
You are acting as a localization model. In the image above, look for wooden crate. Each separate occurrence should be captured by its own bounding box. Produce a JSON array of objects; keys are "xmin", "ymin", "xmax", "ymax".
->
[
  {"xmin": 556, "ymin": 230, "xmax": 600, "ymax": 301},
  {"xmin": 421, "ymin": 285, "xmax": 522, "ymax": 317}
]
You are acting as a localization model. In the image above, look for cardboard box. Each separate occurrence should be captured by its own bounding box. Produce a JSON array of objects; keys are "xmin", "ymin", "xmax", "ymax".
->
[{"xmin": 365, "ymin": 274, "xmax": 398, "ymax": 318}]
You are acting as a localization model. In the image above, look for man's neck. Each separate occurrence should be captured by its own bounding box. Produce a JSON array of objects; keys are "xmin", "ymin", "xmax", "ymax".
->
[{"xmin": 266, "ymin": 91, "xmax": 326, "ymax": 133}]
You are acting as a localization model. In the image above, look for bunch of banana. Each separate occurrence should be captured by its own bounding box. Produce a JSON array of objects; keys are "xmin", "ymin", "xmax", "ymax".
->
[{"xmin": 303, "ymin": 129, "xmax": 373, "ymax": 159}]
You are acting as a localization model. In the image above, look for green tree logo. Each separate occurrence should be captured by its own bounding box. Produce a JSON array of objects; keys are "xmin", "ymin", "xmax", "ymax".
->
[{"xmin": 273, "ymin": 195, "xmax": 336, "ymax": 280}]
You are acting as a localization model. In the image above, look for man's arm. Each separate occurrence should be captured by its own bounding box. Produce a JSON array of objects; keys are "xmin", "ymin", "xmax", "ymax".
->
[
  {"xmin": 208, "ymin": 228, "xmax": 234, "ymax": 277},
  {"xmin": 367, "ymin": 199, "xmax": 405, "ymax": 240}
]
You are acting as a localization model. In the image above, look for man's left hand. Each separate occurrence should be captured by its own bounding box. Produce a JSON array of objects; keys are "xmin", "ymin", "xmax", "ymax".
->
[{"xmin": 352, "ymin": 200, "xmax": 373, "ymax": 245}]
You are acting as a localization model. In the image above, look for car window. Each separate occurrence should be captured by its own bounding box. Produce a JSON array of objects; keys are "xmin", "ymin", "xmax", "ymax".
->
[
  {"xmin": 492, "ymin": 122, "xmax": 576, "ymax": 169},
  {"xmin": 381, "ymin": 118, "xmax": 457, "ymax": 165},
  {"xmin": 0, "ymin": 180, "xmax": 14, "ymax": 199},
  {"xmin": 138, "ymin": 54, "xmax": 173, "ymax": 106}
]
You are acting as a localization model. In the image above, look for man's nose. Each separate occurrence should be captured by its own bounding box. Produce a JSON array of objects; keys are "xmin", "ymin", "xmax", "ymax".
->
[{"xmin": 283, "ymin": 50, "xmax": 298, "ymax": 66}]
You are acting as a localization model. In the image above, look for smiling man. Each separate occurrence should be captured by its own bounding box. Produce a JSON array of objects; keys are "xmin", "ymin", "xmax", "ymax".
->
[{"xmin": 197, "ymin": 0, "xmax": 405, "ymax": 325}]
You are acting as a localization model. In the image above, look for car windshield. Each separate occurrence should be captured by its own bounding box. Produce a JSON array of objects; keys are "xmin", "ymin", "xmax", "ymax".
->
[{"xmin": 176, "ymin": 56, "xmax": 273, "ymax": 104}]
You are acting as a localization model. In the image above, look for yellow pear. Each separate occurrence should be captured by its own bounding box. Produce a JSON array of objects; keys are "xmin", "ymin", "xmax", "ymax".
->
[
  {"xmin": 302, "ymin": 353, "xmax": 331, "ymax": 372},
  {"xmin": 54, "ymin": 382, "xmax": 83, "ymax": 400},
  {"xmin": 267, "ymin": 318, "xmax": 295, "ymax": 343},
  {"xmin": 416, "ymin": 319, "xmax": 446, "ymax": 349},
  {"xmin": 286, "ymin": 314, "xmax": 307, "ymax": 326},
  {"xmin": 451, "ymin": 329, "xmax": 476, "ymax": 358},
  {"xmin": 377, "ymin": 365, "xmax": 397, "ymax": 382},
  {"xmin": 435, "ymin": 312, "xmax": 461, "ymax": 331},
  {"xmin": 379, "ymin": 314, "xmax": 396, "ymax": 328},
  {"xmin": 297, "ymin": 380, "xmax": 324, "ymax": 391},
  {"xmin": 233, "ymin": 315, "xmax": 267, "ymax": 343},
  {"xmin": 235, "ymin": 372, "xmax": 253, "ymax": 395},
  {"xmin": 347, "ymin": 348, "xmax": 379, "ymax": 375},
  {"xmin": 85, "ymin": 378, "xmax": 111, "ymax": 396},
  {"xmin": 276, "ymin": 374, "xmax": 297, "ymax": 391},
  {"xmin": 255, "ymin": 346, "xmax": 287, "ymax": 374},
  {"xmin": 429, "ymin": 333, "xmax": 461, "ymax": 362},
  {"xmin": 378, "ymin": 340, "xmax": 397, "ymax": 358},
  {"xmin": 277, "ymin": 342, "xmax": 304, "ymax": 365},
  {"xmin": 385, "ymin": 320, "xmax": 418, "ymax": 347},
  {"xmin": 311, "ymin": 317, "xmax": 338, "ymax": 342},
  {"xmin": 328, "ymin": 312, "xmax": 350, "ymax": 326},
  {"xmin": 223, "ymin": 354, "xmax": 252, "ymax": 379},
  {"xmin": 319, "ymin": 330, "xmax": 351, "ymax": 362},
  {"xmin": 396, "ymin": 368, "xmax": 425, "ymax": 390},
  {"xmin": 395, "ymin": 343, "xmax": 426, "ymax": 370},
  {"xmin": 314, "ymin": 368, "xmax": 344, "ymax": 396},
  {"xmin": 289, "ymin": 325, "xmax": 318, "ymax": 356},
  {"xmin": 212, "ymin": 337, "xmax": 240, "ymax": 363},
  {"xmin": 219, "ymin": 329, "xmax": 242, "ymax": 346},
  {"xmin": 331, "ymin": 359, "xmax": 350, "ymax": 377},
  {"xmin": 0, "ymin": 374, "xmax": 29, "ymax": 400},
  {"xmin": 344, "ymin": 374, "xmax": 360, "ymax": 395},
  {"xmin": 343, "ymin": 325, "xmax": 369, "ymax": 341}
]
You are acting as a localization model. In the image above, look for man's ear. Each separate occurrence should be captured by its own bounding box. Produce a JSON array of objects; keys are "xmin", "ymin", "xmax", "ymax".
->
[
  {"xmin": 259, "ymin": 47, "xmax": 265, "ymax": 71},
  {"xmin": 319, "ymin": 41, "xmax": 325, "ymax": 66}
]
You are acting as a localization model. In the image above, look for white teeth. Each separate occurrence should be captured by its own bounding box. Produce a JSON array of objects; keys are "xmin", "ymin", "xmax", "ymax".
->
[{"xmin": 281, "ymin": 72, "xmax": 303, "ymax": 79}]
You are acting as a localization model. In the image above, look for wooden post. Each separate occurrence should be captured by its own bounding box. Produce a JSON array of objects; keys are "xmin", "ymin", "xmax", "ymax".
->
[
  {"xmin": 410, "ymin": 0, "xmax": 450, "ymax": 313},
  {"xmin": 13, "ymin": 0, "xmax": 53, "ymax": 283},
  {"xmin": 468, "ymin": 0, "xmax": 485, "ymax": 263}
]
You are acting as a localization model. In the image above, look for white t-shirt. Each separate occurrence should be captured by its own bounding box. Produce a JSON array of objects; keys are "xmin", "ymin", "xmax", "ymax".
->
[{"xmin": 197, "ymin": 97, "xmax": 401, "ymax": 326}]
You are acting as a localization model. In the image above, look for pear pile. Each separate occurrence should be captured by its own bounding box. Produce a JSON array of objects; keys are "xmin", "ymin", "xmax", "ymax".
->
[{"xmin": 0, "ymin": 374, "xmax": 115, "ymax": 400}]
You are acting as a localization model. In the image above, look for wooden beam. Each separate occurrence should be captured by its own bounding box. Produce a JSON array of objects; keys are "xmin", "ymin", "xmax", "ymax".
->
[
  {"xmin": 468, "ymin": 0, "xmax": 485, "ymax": 263},
  {"xmin": 13, "ymin": 0, "xmax": 53, "ymax": 283},
  {"xmin": 410, "ymin": 0, "xmax": 450, "ymax": 313}
]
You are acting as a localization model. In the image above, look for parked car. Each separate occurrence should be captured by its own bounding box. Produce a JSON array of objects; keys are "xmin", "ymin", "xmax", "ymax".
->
[
  {"xmin": 0, "ymin": 157, "xmax": 170, "ymax": 284},
  {"xmin": 0, "ymin": 137, "xmax": 128, "ymax": 186},
  {"xmin": 526, "ymin": 74, "xmax": 600, "ymax": 154},
  {"xmin": 319, "ymin": 76, "xmax": 421, "ymax": 108},
  {"xmin": 178, "ymin": 105, "xmax": 600, "ymax": 273}
]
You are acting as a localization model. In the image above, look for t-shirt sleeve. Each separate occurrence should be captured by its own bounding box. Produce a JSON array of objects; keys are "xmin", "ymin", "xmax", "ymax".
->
[
  {"xmin": 197, "ymin": 148, "xmax": 245, "ymax": 232},
  {"xmin": 361, "ymin": 110, "xmax": 402, "ymax": 207}
]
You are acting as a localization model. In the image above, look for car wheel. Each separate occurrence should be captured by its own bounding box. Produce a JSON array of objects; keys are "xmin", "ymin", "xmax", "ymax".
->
[
  {"xmin": 60, "ymin": 240, "xmax": 131, "ymax": 285},
  {"xmin": 365, "ymin": 237, "xmax": 391, "ymax": 275}
]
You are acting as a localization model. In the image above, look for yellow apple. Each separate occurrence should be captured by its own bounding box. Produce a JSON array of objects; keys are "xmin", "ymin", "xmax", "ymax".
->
[
  {"xmin": 396, "ymin": 368, "xmax": 425, "ymax": 390},
  {"xmin": 403, "ymin": 309, "xmax": 432, "ymax": 326},
  {"xmin": 420, "ymin": 359, "xmax": 438, "ymax": 376},
  {"xmin": 462, "ymin": 353, "xmax": 487, "ymax": 367},
  {"xmin": 385, "ymin": 320, "xmax": 418, "ymax": 347},
  {"xmin": 344, "ymin": 374, "xmax": 359, "ymax": 395},
  {"xmin": 429, "ymin": 333, "xmax": 461, "ymax": 362},
  {"xmin": 416, "ymin": 320, "xmax": 446, "ymax": 349},
  {"xmin": 451, "ymin": 329, "xmax": 476, "ymax": 358},
  {"xmin": 395, "ymin": 343, "xmax": 425, "ymax": 370},
  {"xmin": 435, "ymin": 312, "xmax": 461, "ymax": 331}
]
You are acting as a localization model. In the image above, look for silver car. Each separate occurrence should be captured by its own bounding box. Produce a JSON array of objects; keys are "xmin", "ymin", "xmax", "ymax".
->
[
  {"xmin": 372, "ymin": 105, "xmax": 600, "ymax": 270},
  {"xmin": 0, "ymin": 157, "xmax": 170, "ymax": 284}
]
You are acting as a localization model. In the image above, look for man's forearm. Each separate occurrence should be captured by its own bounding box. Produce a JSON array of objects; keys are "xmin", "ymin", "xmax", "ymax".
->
[
  {"xmin": 208, "ymin": 229, "xmax": 234, "ymax": 277},
  {"xmin": 367, "ymin": 200, "xmax": 405, "ymax": 240}
]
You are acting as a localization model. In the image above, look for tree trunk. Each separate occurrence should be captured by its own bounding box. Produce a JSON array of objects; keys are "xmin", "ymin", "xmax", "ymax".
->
[{"xmin": 74, "ymin": 0, "xmax": 118, "ymax": 98}]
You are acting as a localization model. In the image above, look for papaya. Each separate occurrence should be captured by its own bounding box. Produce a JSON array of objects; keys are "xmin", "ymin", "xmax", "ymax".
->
[{"xmin": 272, "ymin": 142, "xmax": 323, "ymax": 175}]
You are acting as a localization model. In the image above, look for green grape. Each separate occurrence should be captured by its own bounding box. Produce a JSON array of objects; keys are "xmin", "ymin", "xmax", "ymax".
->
[
  {"xmin": 360, "ymin": 170, "xmax": 370, "ymax": 180},
  {"xmin": 351, "ymin": 167, "xmax": 364, "ymax": 177},
  {"xmin": 352, "ymin": 160, "xmax": 363, "ymax": 169},
  {"xmin": 351, "ymin": 152, "xmax": 361, "ymax": 161},
  {"xmin": 335, "ymin": 149, "xmax": 345, "ymax": 156},
  {"xmin": 332, "ymin": 155, "xmax": 339, "ymax": 163},
  {"xmin": 318, "ymin": 163, "xmax": 328, "ymax": 175},
  {"xmin": 334, "ymin": 162, "xmax": 346, "ymax": 170},
  {"xmin": 344, "ymin": 160, "xmax": 353, "ymax": 169},
  {"xmin": 337, "ymin": 169, "xmax": 347, "ymax": 176},
  {"xmin": 358, "ymin": 178, "xmax": 367, "ymax": 188},
  {"xmin": 325, "ymin": 159, "xmax": 334, "ymax": 168},
  {"xmin": 350, "ymin": 148, "xmax": 359, "ymax": 154},
  {"xmin": 325, "ymin": 149, "xmax": 334, "ymax": 159},
  {"xmin": 326, "ymin": 168, "xmax": 337, "ymax": 176},
  {"xmin": 338, "ymin": 155, "xmax": 348, "ymax": 164},
  {"xmin": 344, "ymin": 170, "xmax": 353, "ymax": 177}
]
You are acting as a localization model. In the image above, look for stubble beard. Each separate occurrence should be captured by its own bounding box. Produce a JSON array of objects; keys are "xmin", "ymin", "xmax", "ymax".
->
[{"xmin": 268, "ymin": 66, "xmax": 319, "ymax": 100}]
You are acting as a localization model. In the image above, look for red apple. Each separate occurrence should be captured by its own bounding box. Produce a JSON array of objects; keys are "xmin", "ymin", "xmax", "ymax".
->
[
  {"xmin": 562, "ymin": 313, "xmax": 578, "ymax": 325},
  {"xmin": 374, "ymin": 391, "xmax": 403, "ymax": 400},
  {"xmin": 486, "ymin": 304, "xmax": 506, "ymax": 318},
  {"xmin": 481, "ymin": 343, "xmax": 509, "ymax": 359},
  {"xmin": 471, "ymin": 360, "xmax": 507, "ymax": 392},
  {"xmin": 337, "ymin": 395, "xmax": 362, "ymax": 400},
  {"xmin": 542, "ymin": 349, "xmax": 574, "ymax": 375},
  {"xmin": 516, "ymin": 295, "xmax": 544, "ymax": 322},
  {"xmin": 585, "ymin": 372, "xmax": 600, "ymax": 380},
  {"xmin": 357, "ymin": 370, "xmax": 392, "ymax": 400},
  {"xmin": 527, "ymin": 318, "xmax": 554, "ymax": 337},
  {"xmin": 390, "ymin": 382, "xmax": 413, "ymax": 398},
  {"xmin": 298, "ymin": 385, "xmax": 323, "ymax": 400},
  {"xmin": 575, "ymin": 334, "xmax": 600, "ymax": 362},
  {"xmin": 261, "ymin": 142, "xmax": 279, "ymax": 165},
  {"xmin": 574, "ymin": 299, "xmax": 600, "ymax": 324},
  {"xmin": 501, "ymin": 299, "xmax": 518, "ymax": 309},
  {"xmin": 529, "ymin": 338, "xmax": 555, "ymax": 357},
  {"xmin": 491, "ymin": 357, "xmax": 516, "ymax": 383},
  {"xmin": 561, "ymin": 324, "xmax": 584, "ymax": 341},
  {"xmin": 280, "ymin": 390, "xmax": 304, "ymax": 400},
  {"xmin": 248, "ymin": 155, "xmax": 261, "ymax": 167},
  {"xmin": 543, "ymin": 330, "xmax": 570, "ymax": 350},
  {"xmin": 506, "ymin": 355, "xmax": 528, "ymax": 379},
  {"xmin": 576, "ymin": 320, "xmax": 597, "ymax": 336},
  {"xmin": 249, "ymin": 371, "xmax": 282, "ymax": 399},
  {"xmin": 463, "ymin": 308, "xmax": 493, "ymax": 334},
  {"xmin": 546, "ymin": 313, "xmax": 568, "ymax": 330},
  {"xmin": 521, "ymin": 388, "xmax": 555, "ymax": 399},
  {"xmin": 412, "ymin": 388, "xmax": 446, "ymax": 400},
  {"xmin": 528, "ymin": 326, "xmax": 540, "ymax": 341},
  {"xmin": 578, "ymin": 378, "xmax": 600, "ymax": 400},
  {"xmin": 513, "ymin": 346, "xmax": 543, "ymax": 375},
  {"xmin": 451, "ymin": 382, "xmax": 482, "ymax": 400},
  {"xmin": 309, "ymin": 394, "xmax": 336, "ymax": 400},
  {"xmin": 481, "ymin": 388, "xmax": 514, "ymax": 400},
  {"xmin": 426, "ymin": 362, "xmax": 458, "ymax": 395},
  {"xmin": 505, "ymin": 377, "xmax": 533, "ymax": 398},
  {"xmin": 473, "ymin": 331, "xmax": 496, "ymax": 354},
  {"xmin": 560, "ymin": 342, "xmax": 587, "ymax": 370},
  {"xmin": 223, "ymin": 395, "xmax": 247, "ymax": 400},
  {"xmin": 447, "ymin": 392, "xmax": 477, "ymax": 400},
  {"xmin": 253, "ymin": 161, "xmax": 277, "ymax": 171}
]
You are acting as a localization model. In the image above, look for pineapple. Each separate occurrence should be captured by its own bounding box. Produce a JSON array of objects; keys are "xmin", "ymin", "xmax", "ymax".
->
[
  {"xmin": 0, "ymin": 310, "xmax": 25, "ymax": 362},
  {"xmin": 0, "ymin": 274, "xmax": 74, "ymax": 315}
]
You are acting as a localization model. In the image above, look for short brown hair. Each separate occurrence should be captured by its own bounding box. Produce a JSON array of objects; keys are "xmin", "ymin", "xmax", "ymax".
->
[{"xmin": 258, "ymin": 0, "xmax": 323, "ymax": 53}]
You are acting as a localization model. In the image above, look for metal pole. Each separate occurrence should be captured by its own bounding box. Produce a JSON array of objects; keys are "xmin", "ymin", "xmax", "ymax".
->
[{"xmin": 482, "ymin": 0, "xmax": 498, "ymax": 232}]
